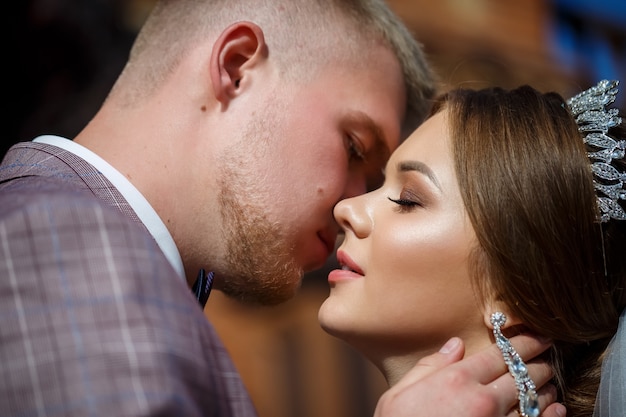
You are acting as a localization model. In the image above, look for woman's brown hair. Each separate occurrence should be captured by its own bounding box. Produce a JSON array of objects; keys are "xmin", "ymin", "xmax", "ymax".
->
[{"xmin": 434, "ymin": 86, "xmax": 626, "ymax": 417}]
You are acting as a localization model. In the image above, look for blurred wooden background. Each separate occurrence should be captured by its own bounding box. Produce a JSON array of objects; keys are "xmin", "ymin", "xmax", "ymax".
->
[{"xmin": 8, "ymin": 1, "xmax": 626, "ymax": 416}]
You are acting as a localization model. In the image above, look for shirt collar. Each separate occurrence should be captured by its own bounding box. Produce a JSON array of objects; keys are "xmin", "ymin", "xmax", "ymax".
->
[{"xmin": 33, "ymin": 135, "xmax": 186, "ymax": 281}]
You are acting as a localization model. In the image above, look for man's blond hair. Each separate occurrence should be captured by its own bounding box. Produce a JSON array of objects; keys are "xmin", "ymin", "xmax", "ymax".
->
[{"xmin": 113, "ymin": 0, "xmax": 436, "ymax": 134}]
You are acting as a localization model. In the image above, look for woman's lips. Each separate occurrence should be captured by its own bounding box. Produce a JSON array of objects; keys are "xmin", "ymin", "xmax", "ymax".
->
[{"xmin": 328, "ymin": 250, "xmax": 364, "ymax": 283}]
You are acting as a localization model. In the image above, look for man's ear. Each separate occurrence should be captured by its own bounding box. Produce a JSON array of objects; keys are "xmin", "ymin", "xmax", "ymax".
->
[{"xmin": 210, "ymin": 21, "xmax": 267, "ymax": 103}]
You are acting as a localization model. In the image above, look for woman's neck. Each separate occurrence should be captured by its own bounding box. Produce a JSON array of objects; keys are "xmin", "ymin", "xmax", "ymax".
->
[
  {"xmin": 379, "ymin": 350, "xmax": 435, "ymax": 386},
  {"xmin": 376, "ymin": 330, "xmax": 494, "ymax": 386}
]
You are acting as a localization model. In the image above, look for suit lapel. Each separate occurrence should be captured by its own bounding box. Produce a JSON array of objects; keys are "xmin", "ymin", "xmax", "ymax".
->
[{"xmin": 0, "ymin": 141, "xmax": 144, "ymax": 228}]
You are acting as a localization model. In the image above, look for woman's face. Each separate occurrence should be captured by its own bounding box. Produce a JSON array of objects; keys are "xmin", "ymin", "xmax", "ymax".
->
[{"xmin": 318, "ymin": 110, "xmax": 486, "ymax": 358}]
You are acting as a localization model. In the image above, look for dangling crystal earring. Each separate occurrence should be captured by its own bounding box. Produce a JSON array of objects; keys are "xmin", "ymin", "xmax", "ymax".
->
[{"xmin": 491, "ymin": 312, "xmax": 540, "ymax": 417}]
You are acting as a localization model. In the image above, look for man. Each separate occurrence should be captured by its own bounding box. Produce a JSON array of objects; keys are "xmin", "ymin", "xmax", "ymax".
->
[{"xmin": 0, "ymin": 0, "xmax": 564, "ymax": 416}]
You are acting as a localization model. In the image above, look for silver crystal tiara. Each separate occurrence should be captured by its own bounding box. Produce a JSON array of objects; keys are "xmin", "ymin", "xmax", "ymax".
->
[{"xmin": 566, "ymin": 79, "xmax": 626, "ymax": 222}]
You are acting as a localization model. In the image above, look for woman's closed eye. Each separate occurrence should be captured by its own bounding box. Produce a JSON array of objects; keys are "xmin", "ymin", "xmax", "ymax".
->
[{"xmin": 388, "ymin": 192, "xmax": 422, "ymax": 213}]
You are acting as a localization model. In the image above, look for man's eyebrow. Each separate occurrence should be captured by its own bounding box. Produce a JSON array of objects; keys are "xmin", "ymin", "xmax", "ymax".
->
[
  {"xmin": 345, "ymin": 111, "xmax": 391, "ymax": 162},
  {"xmin": 397, "ymin": 160, "xmax": 442, "ymax": 191}
]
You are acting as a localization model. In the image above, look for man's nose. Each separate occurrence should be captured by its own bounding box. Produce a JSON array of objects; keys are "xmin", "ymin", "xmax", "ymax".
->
[{"xmin": 341, "ymin": 173, "xmax": 368, "ymax": 200}]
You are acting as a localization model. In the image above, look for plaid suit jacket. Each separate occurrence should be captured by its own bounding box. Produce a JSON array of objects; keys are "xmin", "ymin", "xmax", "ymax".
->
[{"xmin": 0, "ymin": 142, "xmax": 258, "ymax": 416}]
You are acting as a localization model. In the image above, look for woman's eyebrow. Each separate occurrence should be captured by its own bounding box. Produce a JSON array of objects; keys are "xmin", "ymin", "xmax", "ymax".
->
[{"xmin": 397, "ymin": 160, "xmax": 442, "ymax": 191}]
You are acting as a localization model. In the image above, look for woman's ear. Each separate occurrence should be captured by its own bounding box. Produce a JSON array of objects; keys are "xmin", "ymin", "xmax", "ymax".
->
[
  {"xmin": 209, "ymin": 21, "xmax": 267, "ymax": 103},
  {"xmin": 482, "ymin": 300, "xmax": 523, "ymax": 331}
]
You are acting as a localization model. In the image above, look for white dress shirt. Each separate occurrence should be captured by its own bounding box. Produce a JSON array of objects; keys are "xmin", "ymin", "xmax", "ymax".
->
[{"xmin": 33, "ymin": 135, "xmax": 185, "ymax": 280}]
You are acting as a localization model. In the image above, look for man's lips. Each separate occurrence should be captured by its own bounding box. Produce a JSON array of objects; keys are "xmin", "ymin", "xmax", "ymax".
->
[{"xmin": 318, "ymin": 229, "xmax": 337, "ymax": 257}]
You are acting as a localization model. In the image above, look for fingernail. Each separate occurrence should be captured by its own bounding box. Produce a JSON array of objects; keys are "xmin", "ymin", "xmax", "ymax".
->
[
  {"xmin": 439, "ymin": 337, "xmax": 461, "ymax": 354},
  {"xmin": 555, "ymin": 404, "xmax": 566, "ymax": 417}
]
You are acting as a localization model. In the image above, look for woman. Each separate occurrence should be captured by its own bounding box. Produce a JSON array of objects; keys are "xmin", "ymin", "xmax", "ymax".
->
[{"xmin": 319, "ymin": 80, "xmax": 626, "ymax": 417}]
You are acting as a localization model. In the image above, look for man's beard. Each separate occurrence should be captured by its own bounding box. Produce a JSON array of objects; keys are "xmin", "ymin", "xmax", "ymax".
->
[
  {"xmin": 217, "ymin": 177, "xmax": 303, "ymax": 306},
  {"xmin": 215, "ymin": 108, "xmax": 303, "ymax": 305}
]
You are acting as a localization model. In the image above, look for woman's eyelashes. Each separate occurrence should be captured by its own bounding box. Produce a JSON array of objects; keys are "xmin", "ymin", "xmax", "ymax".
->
[{"xmin": 387, "ymin": 190, "xmax": 422, "ymax": 213}]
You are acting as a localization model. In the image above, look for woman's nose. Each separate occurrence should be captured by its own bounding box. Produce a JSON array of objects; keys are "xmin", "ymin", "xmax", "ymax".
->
[{"xmin": 333, "ymin": 194, "xmax": 371, "ymax": 239}]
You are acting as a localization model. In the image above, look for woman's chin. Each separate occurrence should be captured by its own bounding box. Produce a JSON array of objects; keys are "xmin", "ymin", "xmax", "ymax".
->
[{"xmin": 318, "ymin": 309, "xmax": 349, "ymax": 339}]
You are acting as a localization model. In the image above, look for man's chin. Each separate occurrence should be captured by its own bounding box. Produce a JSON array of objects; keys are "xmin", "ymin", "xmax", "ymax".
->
[{"xmin": 219, "ymin": 269, "xmax": 303, "ymax": 306}]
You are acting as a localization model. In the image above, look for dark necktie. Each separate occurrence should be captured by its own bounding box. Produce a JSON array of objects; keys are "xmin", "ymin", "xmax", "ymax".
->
[{"xmin": 192, "ymin": 269, "xmax": 214, "ymax": 308}]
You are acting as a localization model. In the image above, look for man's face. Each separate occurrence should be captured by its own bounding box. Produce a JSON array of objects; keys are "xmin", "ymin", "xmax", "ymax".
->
[{"xmin": 215, "ymin": 45, "xmax": 407, "ymax": 305}]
